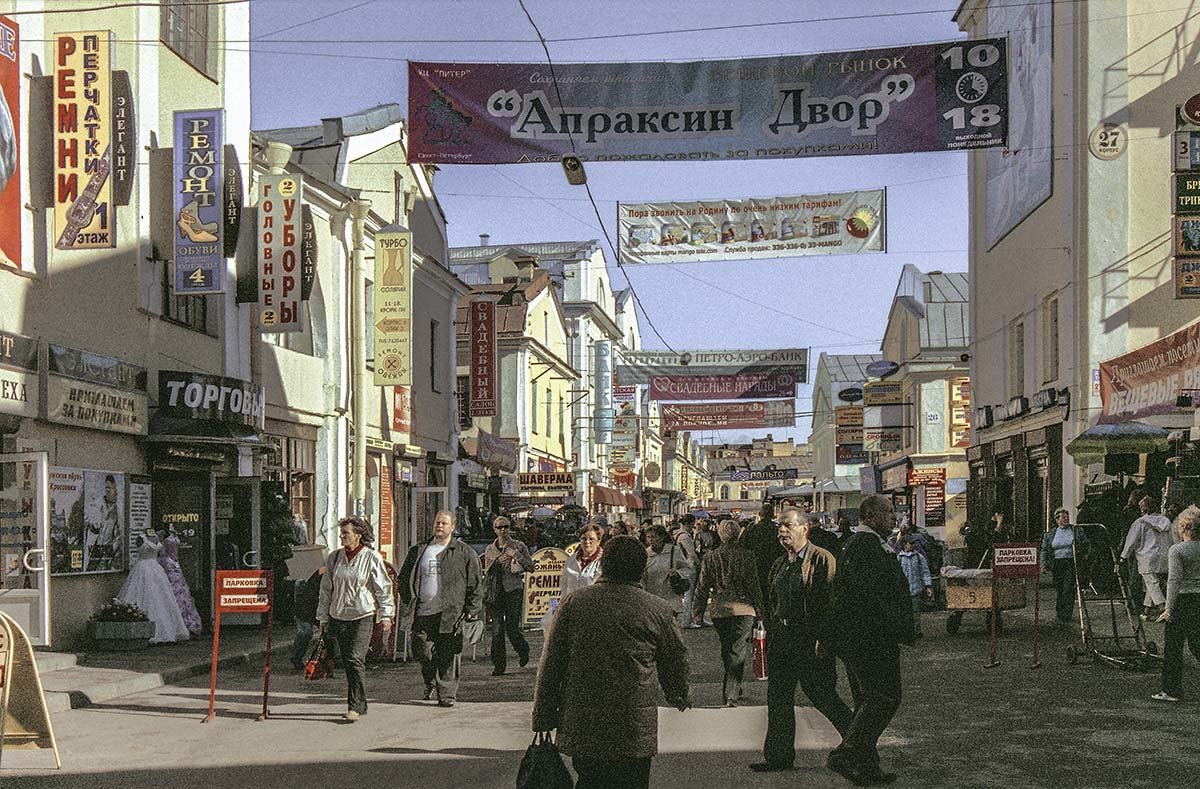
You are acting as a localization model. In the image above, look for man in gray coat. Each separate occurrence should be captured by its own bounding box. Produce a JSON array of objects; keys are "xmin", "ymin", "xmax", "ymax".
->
[
  {"xmin": 398, "ymin": 510, "xmax": 483, "ymax": 707},
  {"xmin": 532, "ymin": 535, "xmax": 690, "ymax": 789}
]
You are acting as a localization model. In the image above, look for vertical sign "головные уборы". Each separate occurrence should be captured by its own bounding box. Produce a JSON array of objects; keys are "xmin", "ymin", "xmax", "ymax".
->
[{"xmin": 257, "ymin": 174, "xmax": 303, "ymax": 332}]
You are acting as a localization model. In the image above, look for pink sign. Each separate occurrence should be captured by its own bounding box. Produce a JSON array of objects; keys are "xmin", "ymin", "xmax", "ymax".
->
[{"xmin": 648, "ymin": 372, "xmax": 796, "ymax": 401}]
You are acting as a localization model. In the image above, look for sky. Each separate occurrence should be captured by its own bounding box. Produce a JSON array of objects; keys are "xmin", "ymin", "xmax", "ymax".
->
[{"xmin": 248, "ymin": 0, "xmax": 970, "ymax": 445}]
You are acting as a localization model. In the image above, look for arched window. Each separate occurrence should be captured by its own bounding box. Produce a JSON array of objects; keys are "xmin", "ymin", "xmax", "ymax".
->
[
  {"xmin": 597, "ymin": 279, "xmax": 606, "ymax": 312},
  {"xmin": 720, "ymin": 485, "xmax": 730, "ymax": 500}
]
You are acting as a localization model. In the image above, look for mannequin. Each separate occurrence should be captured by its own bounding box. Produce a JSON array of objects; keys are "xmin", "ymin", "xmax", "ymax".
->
[
  {"xmin": 157, "ymin": 525, "xmax": 202, "ymax": 635},
  {"xmin": 118, "ymin": 531, "xmax": 190, "ymax": 643}
]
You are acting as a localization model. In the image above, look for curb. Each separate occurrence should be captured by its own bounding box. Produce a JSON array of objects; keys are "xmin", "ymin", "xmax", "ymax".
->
[{"xmin": 42, "ymin": 639, "xmax": 294, "ymax": 713}]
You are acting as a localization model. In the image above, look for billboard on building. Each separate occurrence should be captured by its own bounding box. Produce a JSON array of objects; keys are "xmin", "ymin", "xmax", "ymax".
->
[
  {"xmin": 392, "ymin": 386, "xmax": 411, "ymax": 437},
  {"xmin": 54, "ymin": 31, "xmax": 115, "ymax": 251},
  {"xmin": 649, "ymin": 372, "xmax": 796, "ymax": 401},
  {"xmin": 0, "ymin": 15, "xmax": 20, "ymax": 271},
  {"xmin": 408, "ymin": 39, "xmax": 1008, "ymax": 164},
  {"xmin": 46, "ymin": 344, "xmax": 147, "ymax": 435},
  {"xmin": 256, "ymin": 173, "xmax": 303, "ymax": 332},
  {"xmin": 469, "ymin": 299, "xmax": 497, "ymax": 416},
  {"xmin": 984, "ymin": 1, "xmax": 1052, "ymax": 248},
  {"xmin": 618, "ymin": 190, "xmax": 884, "ymax": 265},
  {"xmin": 863, "ymin": 381, "xmax": 903, "ymax": 406},
  {"xmin": 950, "ymin": 377, "xmax": 972, "ymax": 448},
  {"xmin": 174, "ymin": 110, "xmax": 225, "ymax": 294},
  {"xmin": 0, "ymin": 329, "xmax": 37, "ymax": 418},
  {"xmin": 373, "ymin": 230, "xmax": 413, "ymax": 385},
  {"xmin": 616, "ymin": 347, "xmax": 808, "ymax": 384}
]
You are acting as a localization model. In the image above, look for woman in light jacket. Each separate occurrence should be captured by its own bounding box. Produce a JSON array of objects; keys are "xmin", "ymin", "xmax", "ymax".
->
[
  {"xmin": 1040, "ymin": 508, "xmax": 1090, "ymax": 626},
  {"xmin": 318, "ymin": 516, "xmax": 394, "ymax": 722},
  {"xmin": 560, "ymin": 522, "xmax": 605, "ymax": 597}
]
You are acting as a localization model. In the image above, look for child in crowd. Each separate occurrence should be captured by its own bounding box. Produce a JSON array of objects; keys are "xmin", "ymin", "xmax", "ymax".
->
[{"xmin": 898, "ymin": 537, "xmax": 933, "ymax": 638}]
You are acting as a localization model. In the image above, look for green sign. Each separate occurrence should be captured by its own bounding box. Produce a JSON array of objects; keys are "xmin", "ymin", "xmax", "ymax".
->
[{"xmin": 1176, "ymin": 173, "xmax": 1200, "ymax": 215}]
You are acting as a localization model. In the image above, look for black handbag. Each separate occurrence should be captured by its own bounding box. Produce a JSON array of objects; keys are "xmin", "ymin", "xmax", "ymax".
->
[
  {"xmin": 484, "ymin": 563, "xmax": 505, "ymax": 609},
  {"xmin": 517, "ymin": 732, "xmax": 574, "ymax": 789},
  {"xmin": 303, "ymin": 633, "xmax": 334, "ymax": 681},
  {"xmin": 667, "ymin": 545, "xmax": 690, "ymax": 595}
]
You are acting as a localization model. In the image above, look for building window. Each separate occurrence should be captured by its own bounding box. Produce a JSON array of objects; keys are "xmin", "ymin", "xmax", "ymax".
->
[
  {"xmin": 720, "ymin": 484, "xmax": 730, "ymax": 500},
  {"xmin": 160, "ymin": 0, "xmax": 216, "ymax": 78},
  {"xmin": 545, "ymin": 386, "xmax": 552, "ymax": 440},
  {"xmin": 1042, "ymin": 295, "xmax": 1059, "ymax": 383},
  {"xmin": 456, "ymin": 375, "xmax": 472, "ymax": 430},
  {"xmin": 531, "ymin": 385, "xmax": 539, "ymax": 434},
  {"xmin": 161, "ymin": 260, "xmax": 209, "ymax": 332},
  {"xmin": 558, "ymin": 393, "xmax": 565, "ymax": 445},
  {"xmin": 1008, "ymin": 319, "xmax": 1025, "ymax": 398},
  {"xmin": 430, "ymin": 319, "xmax": 442, "ymax": 393},
  {"xmin": 740, "ymin": 488, "xmax": 750, "ymax": 500}
]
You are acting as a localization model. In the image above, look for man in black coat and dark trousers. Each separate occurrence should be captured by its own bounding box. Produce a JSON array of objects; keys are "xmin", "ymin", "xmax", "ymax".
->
[
  {"xmin": 740, "ymin": 502, "xmax": 786, "ymax": 605},
  {"xmin": 828, "ymin": 494, "xmax": 915, "ymax": 786}
]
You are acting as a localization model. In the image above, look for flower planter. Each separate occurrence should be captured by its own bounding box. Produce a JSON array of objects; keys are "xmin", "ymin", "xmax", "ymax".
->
[{"xmin": 87, "ymin": 619, "xmax": 155, "ymax": 651}]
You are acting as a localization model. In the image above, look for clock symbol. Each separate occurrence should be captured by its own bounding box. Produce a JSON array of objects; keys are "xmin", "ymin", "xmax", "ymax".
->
[{"xmin": 955, "ymin": 72, "xmax": 989, "ymax": 104}]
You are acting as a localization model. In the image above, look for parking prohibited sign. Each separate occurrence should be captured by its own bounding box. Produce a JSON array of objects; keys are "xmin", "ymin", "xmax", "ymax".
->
[{"xmin": 992, "ymin": 543, "xmax": 1040, "ymax": 579}]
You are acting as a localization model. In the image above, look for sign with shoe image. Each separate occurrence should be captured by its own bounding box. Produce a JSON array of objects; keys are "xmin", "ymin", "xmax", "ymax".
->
[{"xmin": 174, "ymin": 110, "xmax": 225, "ymax": 294}]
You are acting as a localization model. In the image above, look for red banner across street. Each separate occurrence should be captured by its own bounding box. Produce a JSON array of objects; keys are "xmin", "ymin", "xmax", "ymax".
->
[{"xmin": 648, "ymin": 372, "xmax": 797, "ymax": 401}]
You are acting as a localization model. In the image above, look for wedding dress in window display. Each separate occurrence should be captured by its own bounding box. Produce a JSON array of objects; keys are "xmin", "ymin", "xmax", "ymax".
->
[
  {"xmin": 118, "ymin": 533, "xmax": 190, "ymax": 643},
  {"xmin": 158, "ymin": 527, "xmax": 202, "ymax": 635}
]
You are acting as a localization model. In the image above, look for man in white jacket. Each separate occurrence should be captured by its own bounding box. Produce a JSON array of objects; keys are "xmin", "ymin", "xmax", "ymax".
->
[{"xmin": 1123, "ymin": 496, "xmax": 1174, "ymax": 618}]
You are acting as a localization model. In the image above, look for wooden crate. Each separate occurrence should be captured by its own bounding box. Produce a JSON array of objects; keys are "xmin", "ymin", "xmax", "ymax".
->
[{"xmin": 945, "ymin": 580, "xmax": 1027, "ymax": 611}]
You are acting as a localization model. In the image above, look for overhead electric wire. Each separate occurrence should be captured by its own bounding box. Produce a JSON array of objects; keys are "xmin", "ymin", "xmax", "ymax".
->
[
  {"xmin": 516, "ymin": 0, "xmax": 679, "ymax": 355},
  {"xmin": 252, "ymin": 0, "xmax": 379, "ymax": 40},
  {"xmin": 4, "ymin": 0, "xmax": 247, "ymax": 14}
]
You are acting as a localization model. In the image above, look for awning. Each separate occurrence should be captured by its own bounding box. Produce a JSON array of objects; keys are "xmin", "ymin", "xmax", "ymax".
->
[
  {"xmin": 1065, "ymin": 421, "xmax": 1171, "ymax": 466},
  {"xmin": 625, "ymin": 493, "xmax": 645, "ymax": 510},
  {"xmin": 592, "ymin": 484, "xmax": 623, "ymax": 506},
  {"xmin": 819, "ymin": 476, "xmax": 862, "ymax": 493},
  {"xmin": 144, "ymin": 415, "xmax": 264, "ymax": 448}
]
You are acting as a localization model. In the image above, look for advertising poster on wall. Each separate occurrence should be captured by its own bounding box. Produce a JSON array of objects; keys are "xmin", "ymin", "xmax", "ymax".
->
[
  {"xmin": 0, "ymin": 15, "xmax": 20, "ymax": 271},
  {"xmin": 373, "ymin": 230, "xmax": 413, "ymax": 384},
  {"xmin": 469, "ymin": 299, "xmax": 497, "ymax": 416},
  {"xmin": 256, "ymin": 173, "xmax": 303, "ymax": 332},
  {"xmin": 50, "ymin": 467, "xmax": 126, "ymax": 575},
  {"xmin": 54, "ymin": 31, "xmax": 115, "ymax": 251},
  {"xmin": 126, "ymin": 476, "xmax": 151, "ymax": 568},
  {"xmin": 950, "ymin": 377, "xmax": 972, "ymax": 448},
  {"xmin": 618, "ymin": 190, "xmax": 884, "ymax": 265},
  {"xmin": 174, "ymin": 109, "xmax": 225, "ymax": 294},
  {"xmin": 408, "ymin": 38, "xmax": 1008, "ymax": 164},
  {"xmin": 1098, "ymin": 322, "xmax": 1200, "ymax": 423}
]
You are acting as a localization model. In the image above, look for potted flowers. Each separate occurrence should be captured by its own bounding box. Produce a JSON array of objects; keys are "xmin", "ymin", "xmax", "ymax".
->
[{"xmin": 87, "ymin": 599, "xmax": 155, "ymax": 651}]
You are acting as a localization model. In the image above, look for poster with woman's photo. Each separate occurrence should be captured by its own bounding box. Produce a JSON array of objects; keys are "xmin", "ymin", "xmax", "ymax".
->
[{"xmin": 49, "ymin": 466, "xmax": 127, "ymax": 575}]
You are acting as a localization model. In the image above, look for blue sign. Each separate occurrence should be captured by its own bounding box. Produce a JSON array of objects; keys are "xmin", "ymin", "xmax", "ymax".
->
[{"xmin": 174, "ymin": 109, "xmax": 224, "ymax": 294}]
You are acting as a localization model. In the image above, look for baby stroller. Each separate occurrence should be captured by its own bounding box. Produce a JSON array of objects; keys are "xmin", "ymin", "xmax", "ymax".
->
[{"xmin": 1065, "ymin": 523, "xmax": 1159, "ymax": 669}]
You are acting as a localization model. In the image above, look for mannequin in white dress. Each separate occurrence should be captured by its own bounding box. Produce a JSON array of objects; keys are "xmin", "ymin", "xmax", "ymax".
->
[{"xmin": 118, "ymin": 532, "xmax": 190, "ymax": 643}]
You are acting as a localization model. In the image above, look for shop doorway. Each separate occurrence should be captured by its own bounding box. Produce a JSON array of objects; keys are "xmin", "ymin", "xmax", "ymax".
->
[
  {"xmin": 0, "ymin": 453, "xmax": 50, "ymax": 646},
  {"xmin": 215, "ymin": 479, "xmax": 262, "ymax": 626},
  {"xmin": 153, "ymin": 473, "xmax": 213, "ymax": 624},
  {"xmin": 413, "ymin": 487, "xmax": 448, "ymax": 543}
]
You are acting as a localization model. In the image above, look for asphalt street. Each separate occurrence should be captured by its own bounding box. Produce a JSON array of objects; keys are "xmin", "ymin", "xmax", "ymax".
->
[{"xmin": 4, "ymin": 606, "xmax": 1197, "ymax": 788}]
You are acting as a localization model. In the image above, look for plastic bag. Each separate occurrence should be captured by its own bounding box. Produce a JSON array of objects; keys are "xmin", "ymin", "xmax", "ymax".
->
[{"xmin": 516, "ymin": 732, "xmax": 574, "ymax": 789}]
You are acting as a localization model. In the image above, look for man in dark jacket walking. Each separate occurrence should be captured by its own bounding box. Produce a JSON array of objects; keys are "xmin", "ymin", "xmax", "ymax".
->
[
  {"xmin": 751, "ymin": 507, "xmax": 853, "ymax": 773},
  {"xmin": 828, "ymin": 494, "xmax": 914, "ymax": 786},
  {"xmin": 398, "ymin": 510, "xmax": 483, "ymax": 707},
  {"xmin": 532, "ymin": 536, "xmax": 690, "ymax": 789}
]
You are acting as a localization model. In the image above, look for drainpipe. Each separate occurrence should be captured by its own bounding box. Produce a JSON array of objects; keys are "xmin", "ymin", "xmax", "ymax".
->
[{"xmin": 349, "ymin": 197, "xmax": 372, "ymax": 515}]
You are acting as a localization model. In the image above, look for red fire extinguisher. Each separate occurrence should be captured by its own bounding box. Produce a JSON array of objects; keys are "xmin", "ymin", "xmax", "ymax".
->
[{"xmin": 751, "ymin": 620, "xmax": 768, "ymax": 681}]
